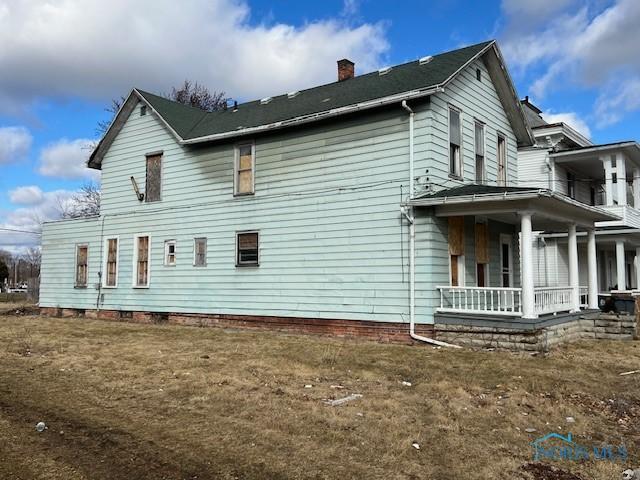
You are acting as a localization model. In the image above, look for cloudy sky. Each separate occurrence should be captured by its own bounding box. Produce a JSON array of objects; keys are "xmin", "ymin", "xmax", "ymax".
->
[{"xmin": 1, "ymin": 0, "xmax": 639, "ymax": 251}]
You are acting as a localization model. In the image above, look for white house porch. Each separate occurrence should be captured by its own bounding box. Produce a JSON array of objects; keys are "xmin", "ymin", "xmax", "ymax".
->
[{"xmin": 409, "ymin": 185, "xmax": 618, "ymax": 320}]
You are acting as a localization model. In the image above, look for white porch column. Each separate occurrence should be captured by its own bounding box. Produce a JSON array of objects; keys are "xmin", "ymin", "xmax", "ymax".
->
[
  {"xmin": 617, "ymin": 153, "xmax": 627, "ymax": 206},
  {"xmin": 602, "ymin": 155, "xmax": 614, "ymax": 206},
  {"xmin": 636, "ymin": 247, "xmax": 640, "ymax": 291},
  {"xmin": 587, "ymin": 229, "xmax": 598, "ymax": 309},
  {"xmin": 633, "ymin": 169, "xmax": 640, "ymax": 208},
  {"xmin": 616, "ymin": 240, "xmax": 626, "ymax": 291},
  {"xmin": 520, "ymin": 213, "xmax": 535, "ymax": 319},
  {"xmin": 568, "ymin": 223, "xmax": 580, "ymax": 311}
]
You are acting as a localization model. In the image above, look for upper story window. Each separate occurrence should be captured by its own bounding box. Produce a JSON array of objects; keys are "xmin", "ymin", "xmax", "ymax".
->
[
  {"xmin": 134, "ymin": 235, "xmax": 150, "ymax": 287},
  {"xmin": 449, "ymin": 107, "xmax": 462, "ymax": 178},
  {"xmin": 237, "ymin": 231, "xmax": 259, "ymax": 267},
  {"xmin": 235, "ymin": 143, "xmax": 255, "ymax": 195},
  {"xmin": 193, "ymin": 238, "xmax": 207, "ymax": 267},
  {"xmin": 145, "ymin": 153, "xmax": 162, "ymax": 202},
  {"xmin": 567, "ymin": 172, "xmax": 576, "ymax": 199},
  {"xmin": 474, "ymin": 122, "xmax": 485, "ymax": 184},
  {"xmin": 104, "ymin": 237, "xmax": 118, "ymax": 287},
  {"xmin": 164, "ymin": 240, "xmax": 176, "ymax": 266},
  {"xmin": 75, "ymin": 244, "xmax": 88, "ymax": 288},
  {"xmin": 497, "ymin": 134, "xmax": 507, "ymax": 186}
]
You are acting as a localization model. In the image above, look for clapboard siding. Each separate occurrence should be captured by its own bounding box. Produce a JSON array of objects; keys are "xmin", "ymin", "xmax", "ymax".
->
[
  {"xmin": 517, "ymin": 148, "xmax": 549, "ymax": 189},
  {"xmin": 41, "ymin": 59, "xmax": 524, "ymax": 326}
]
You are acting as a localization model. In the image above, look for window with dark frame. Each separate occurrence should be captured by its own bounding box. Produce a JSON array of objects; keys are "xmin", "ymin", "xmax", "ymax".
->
[
  {"xmin": 449, "ymin": 108, "xmax": 462, "ymax": 177},
  {"xmin": 474, "ymin": 122, "xmax": 485, "ymax": 183},
  {"xmin": 237, "ymin": 232, "xmax": 259, "ymax": 266},
  {"xmin": 476, "ymin": 68, "xmax": 482, "ymax": 81},
  {"xmin": 497, "ymin": 134, "xmax": 507, "ymax": 186},
  {"xmin": 145, "ymin": 154, "xmax": 162, "ymax": 202},
  {"xmin": 194, "ymin": 238, "xmax": 207, "ymax": 267},
  {"xmin": 105, "ymin": 238, "xmax": 118, "ymax": 287},
  {"xmin": 164, "ymin": 240, "xmax": 176, "ymax": 266},
  {"xmin": 75, "ymin": 245, "xmax": 88, "ymax": 287},
  {"xmin": 235, "ymin": 144, "xmax": 254, "ymax": 195},
  {"xmin": 135, "ymin": 236, "xmax": 150, "ymax": 287}
]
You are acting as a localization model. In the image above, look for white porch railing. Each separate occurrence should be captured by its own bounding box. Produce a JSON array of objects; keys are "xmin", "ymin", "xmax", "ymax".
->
[
  {"xmin": 436, "ymin": 286, "xmax": 522, "ymax": 316},
  {"xmin": 437, "ymin": 285, "xmax": 587, "ymax": 317}
]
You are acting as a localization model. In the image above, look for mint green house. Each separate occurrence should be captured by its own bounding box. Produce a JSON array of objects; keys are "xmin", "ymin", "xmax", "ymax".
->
[{"xmin": 40, "ymin": 41, "xmax": 614, "ymax": 345}]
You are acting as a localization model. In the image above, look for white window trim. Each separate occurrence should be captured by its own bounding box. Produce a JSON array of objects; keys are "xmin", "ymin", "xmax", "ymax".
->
[
  {"xmin": 448, "ymin": 105, "xmax": 463, "ymax": 179},
  {"xmin": 164, "ymin": 239, "xmax": 176, "ymax": 267},
  {"xmin": 193, "ymin": 237, "xmax": 207, "ymax": 267},
  {"xmin": 500, "ymin": 233, "xmax": 514, "ymax": 287},
  {"xmin": 497, "ymin": 133, "xmax": 508, "ymax": 186},
  {"xmin": 236, "ymin": 230, "xmax": 260, "ymax": 267},
  {"xmin": 74, "ymin": 243, "xmax": 89, "ymax": 288},
  {"xmin": 474, "ymin": 119, "xmax": 486, "ymax": 184},
  {"xmin": 448, "ymin": 254, "xmax": 466, "ymax": 287},
  {"xmin": 102, "ymin": 236, "xmax": 119, "ymax": 289},
  {"xmin": 234, "ymin": 142, "xmax": 256, "ymax": 196},
  {"xmin": 145, "ymin": 152, "xmax": 163, "ymax": 203},
  {"xmin": 132, "ymin": 234, "xmax": 151, "ymax": 288}
]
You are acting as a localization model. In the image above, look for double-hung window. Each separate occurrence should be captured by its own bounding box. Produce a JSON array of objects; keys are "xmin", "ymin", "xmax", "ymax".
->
[
  {"xmin": 236, "ymin": 232, "xmax": 259, "ymax": 266},
  {"xmin": 567, "ymin": 172, "xmax": 576, "ymax": 199},
  {"xmin": 235, "ymin": 143, "xmax": 255, "ymax": 195},
  {"xmin": 75, "ymin": 244, "xmax": 88, "ymax": 287},
  {"xmin": 104, "ymin": 238, "xmax": 118, "ymax": 287},
  {"xmin": 497, "ymin": 134, "xmax": 507, "ymax": 186},
  {"xmin": 474, "ymin": 122, "xmax": 485, "ymax": 184},
  {"xmin": 449, "ymin": 107, "xmax": 462, "ymax": 177},
  {"xmin": 194, "ymin": 238, "xmax": 207, "ymax": 267},
  {"xmin": 134, "ymin": 235, "xmax": 150, "ymax": 287},
  {"xmin": 164, "ymin": 240, "xmax": 176, "ymax": 266}
]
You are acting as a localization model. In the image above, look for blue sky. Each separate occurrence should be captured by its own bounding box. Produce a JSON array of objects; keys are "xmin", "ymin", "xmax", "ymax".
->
[{"xmin": 1, "ymin": 0, "xmax": 638, "ymax": 251}]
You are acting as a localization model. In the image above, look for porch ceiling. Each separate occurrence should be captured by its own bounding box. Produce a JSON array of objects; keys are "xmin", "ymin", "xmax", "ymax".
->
[
  {"xmin": 550, "ymin": 141, "xmax": 640, "ymax": 180},
  {"xmin": 408, "ymin": 185, "xmax": 619, "ymax": 229}
]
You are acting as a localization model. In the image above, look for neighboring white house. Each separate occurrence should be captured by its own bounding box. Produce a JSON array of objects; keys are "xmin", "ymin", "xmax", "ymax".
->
[{"xmin": 518, "ymin": 98, "xmax": 640, "ymax": 298}]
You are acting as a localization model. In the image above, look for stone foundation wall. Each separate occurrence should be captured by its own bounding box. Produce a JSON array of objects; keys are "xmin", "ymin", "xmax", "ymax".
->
[
  {"xmin": 39, "ymin": 307, "xmax": 433, "ymax": 344},
  {"xmin": 435, "ymin": 313, "xmax": 637, "ymax": 351}
]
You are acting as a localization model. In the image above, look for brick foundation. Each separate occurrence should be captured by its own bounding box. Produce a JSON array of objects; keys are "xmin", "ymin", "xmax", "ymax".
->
[{"xmin": 39, "ymin": 307, "xmax": 433, "ymax": 344}]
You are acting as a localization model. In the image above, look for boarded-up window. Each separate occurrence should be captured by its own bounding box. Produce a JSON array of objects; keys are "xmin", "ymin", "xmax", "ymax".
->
[
  {"xmin": 475, "ymin": 222, "xmax": 489, "ymax": 264},
  {"xmin": 497, "ymin": 135, "xmax": 507, "ymax": 186},
  {"xmin": 237, "ymin": 232, "xmax": 259, "ymax": 266},
  {"xmin": 450, "ymin": 255, "xmax": 461, "ymax": 286},
  {"xmin": 145, "ymin": 154, "xmax": 162, "ymax": 202},
  {"xmin": 75, "ymin": 245, "xmax": 88, "ymax": 287},
  {"xmin": 448, "ymin": 217, "xmax": 465, "ymax": 256},
  {"xmin": 194, "ymin": 238, "xmax": 207, "ymax": 267},
  {"xmin": 105, "ymin": 238, "xmax": 118, "ymax": 287},
  {"xmin": 449, "ymin": 108, "xmax": 461, "ymax": 177},
  {"xmin": 235, "ymin": 144, "xmax": 254, "ymax": 195},
  {"xmin": 135, "ymin": 236, "xmax": 150, "ymax": 287},
  {"xmin": 164, "ymin": 240, "xmax": 176, "ymax": 266}
]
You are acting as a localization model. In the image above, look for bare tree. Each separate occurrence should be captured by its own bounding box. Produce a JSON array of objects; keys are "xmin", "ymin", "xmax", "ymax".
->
[
  {"xmin": 96, "ymin": 96, "xmax": 126, "ymax": 137},
  {"xmin": 60, "ymin": 182, "xmax": 101, "ymax": 219},
  {"xmin": 169, "ymin": 80, "xmax": 229, "ymax": 112}
]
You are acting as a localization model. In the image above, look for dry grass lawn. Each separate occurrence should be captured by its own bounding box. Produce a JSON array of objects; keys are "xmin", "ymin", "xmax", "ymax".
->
[{"xmin": 0, "ymin": 308, "xmax": 639, "ymax": 479}]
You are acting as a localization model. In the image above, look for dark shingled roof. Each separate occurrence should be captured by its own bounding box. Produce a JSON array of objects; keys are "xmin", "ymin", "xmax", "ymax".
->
[
  {"xmin": 520, "ymin": 99, "xmax": 547, "ymax": 129},
  {"xmin": 137, "ymin": 41, "xmax": 493, "ymax": 141},
  {"xmin": 415, "ymin": 184, "xmax": 543, "ymax": 199}
]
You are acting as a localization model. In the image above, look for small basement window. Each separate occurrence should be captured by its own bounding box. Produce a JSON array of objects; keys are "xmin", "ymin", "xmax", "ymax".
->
[
  {"xmin": 134, "ymin": 235, "xmax": 150, "ymax": 287},
  {"xmin": 237, "ymin": 232, "xmax": 259, "ymax": 266},
  {"xmin": 164, "ymin": 240, "xmax": 176, "ymax": 266},
  {"xmin": 75, "ymin": 244, "xmax": 88, "ymax": 287},
  {"xmin": 194, "ymin": 238, "xmax": 207, "ymax": 267},
  {"xmin": 145, "ymin": 154, "xmax": 162, "ymax": 202}
]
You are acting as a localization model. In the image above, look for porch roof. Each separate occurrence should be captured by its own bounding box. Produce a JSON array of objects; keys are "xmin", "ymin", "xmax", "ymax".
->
[
  {"xmin": 407, "ymin": 184, "xmax": 619, "ymax": 229},
  {"xmin": 548, "ymin": 141, "xmax": 640, "ymax": 180}
]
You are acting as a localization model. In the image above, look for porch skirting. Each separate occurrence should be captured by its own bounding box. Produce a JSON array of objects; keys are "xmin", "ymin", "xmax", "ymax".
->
[
  {"xmin": 434, "ymin": 311, "xmax": 637, "ymax": 351},
  {"xmin": 39, "ymin": 307, "xmax": 433, "ymax": 344}
]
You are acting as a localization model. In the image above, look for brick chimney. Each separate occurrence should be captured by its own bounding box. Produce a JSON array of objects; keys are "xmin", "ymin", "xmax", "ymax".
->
[{"xmin": 337, "ymin": 59, "xmax": 355, "ymax": 81}]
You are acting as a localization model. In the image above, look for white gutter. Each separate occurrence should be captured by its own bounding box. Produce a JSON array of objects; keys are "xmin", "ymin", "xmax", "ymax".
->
[{"xmin": 400, "ymin": 101, "xmax": 460, "ymax": 348}]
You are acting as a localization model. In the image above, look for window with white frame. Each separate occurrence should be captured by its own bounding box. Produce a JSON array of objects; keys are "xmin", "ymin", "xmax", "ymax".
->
[
  {"xmin": 194, "ymin": 238, "xmax": 207, "ymax": 267},
  {"xmin": 75, "ymin": 244, "xmax": 88, "ymax": 287},
  {"xmin": 235, "ymin": 143, "xmax": 255, "ymax": 195},
  {"xmin": 164, "ymin": 240, "xmax": 176, "ymax": 266},
  {"xmin": 474, "ymin": 122, "xmax": 485, "ymax": 183},
  {"xmin": 104, "ymin": 237, "xmax": 118, "ymax": 287},
  {"xmin": 449, "ymin": 107, "xmax": 462, "ymax": 177},
  {"xmin": 236, "ymin": 231, "xmax": 259, "ymax": 266},
  {"xmin": 497, "ymin": 134, "xmax": 507, "ymax": 186},
  {"xmin": 134, "ymin": 235, "xmax": 150, "ymax": 287}
]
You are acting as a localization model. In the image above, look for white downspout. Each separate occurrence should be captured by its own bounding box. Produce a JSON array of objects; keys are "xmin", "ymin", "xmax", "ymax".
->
[{"xmin": 401, "ymin": 101, "xmax": 459, "ymax": 348}]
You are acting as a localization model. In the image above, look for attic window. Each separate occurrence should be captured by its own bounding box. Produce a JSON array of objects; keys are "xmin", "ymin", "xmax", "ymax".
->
[
  {"xmin": 419, "ymin": 55, "xmax": 433, "ymax": 65},
  {"xmin": 140, "ymin": 105, "xmax": 147, "ymax": 116},
  {"xmin": 476, "ymin": 69, "xmax": 482, "ymax": 82},
  {"xmin": 260, "ymin": 97, "xmax": 272, "ymax": 105},
  {"xmin": 378, "ymin": 66, "xmax": 392, "ymax": 76}
]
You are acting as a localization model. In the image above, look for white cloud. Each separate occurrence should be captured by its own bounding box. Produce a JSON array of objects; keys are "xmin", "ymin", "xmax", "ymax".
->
[
  {"xmin": 0, "ymin": 0, "xmax": 389, "ymax": 110},
  {"xmin": 9, "ymin": 186, "xmax": 44, "ymax": 206},
  {"xmin": 594, "ymin": 78, "xmax": 640, "ymax": 127},
  {"xmin": 0, "ymin": 126, "xmax": 32, "ymax": 164},
  {"xmin": 38, "ymin": 138, "xmax": 100, "ymax": 180},
  {"xmin": 541, "ymin": 110, "xmax": 591, "ymax": 139}
]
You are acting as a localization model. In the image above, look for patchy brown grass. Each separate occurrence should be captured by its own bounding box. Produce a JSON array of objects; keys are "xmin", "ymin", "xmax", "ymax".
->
[{"xmin": 0, "ymin": 313, "xmax": 639, "ymax": 479}]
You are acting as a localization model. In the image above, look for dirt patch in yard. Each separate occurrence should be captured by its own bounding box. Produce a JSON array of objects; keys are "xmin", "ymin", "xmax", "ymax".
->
[{"xmin": 0, "ymin": 311, "xmax": 639, "ymax": 479}]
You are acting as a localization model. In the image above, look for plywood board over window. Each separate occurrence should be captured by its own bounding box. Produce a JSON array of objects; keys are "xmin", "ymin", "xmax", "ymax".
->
[
  {"xmin": 75, "ymin": 245, "xmax": 88, "ymax": 287},
  {"xmin": 145, "ymin": 154, "xmax": 162, "ymax": 202},
  {"xmin": 448, "ymin": 217, "xmax": 465, "ymax": 256},
  {"xmin": 475, "ymin": 222, "xmax": 489, "ymax": 264}
]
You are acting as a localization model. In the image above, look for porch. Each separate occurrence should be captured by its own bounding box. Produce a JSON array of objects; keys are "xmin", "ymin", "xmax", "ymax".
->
[{"xmin": 409, "ymin": 185, "xmax": 618, "ymax": 320}]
